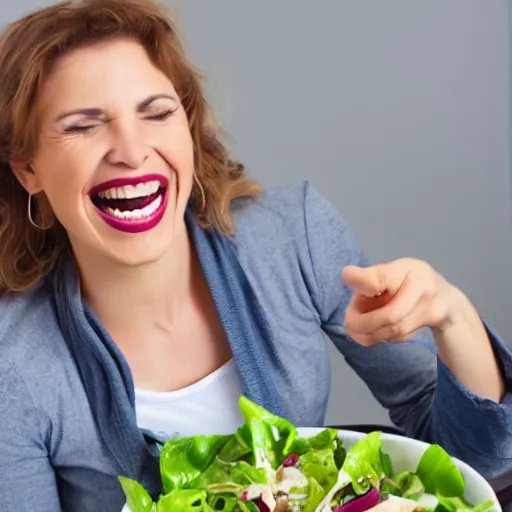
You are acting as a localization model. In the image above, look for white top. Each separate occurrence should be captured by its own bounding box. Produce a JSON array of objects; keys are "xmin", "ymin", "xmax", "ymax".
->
[
  {"xmin": 123, "ymin": 360, "xmax": 246, "ymax": 512},
  {"xmin": 134, "ymin": 358, "xmax": 245, "ymax": 442}
]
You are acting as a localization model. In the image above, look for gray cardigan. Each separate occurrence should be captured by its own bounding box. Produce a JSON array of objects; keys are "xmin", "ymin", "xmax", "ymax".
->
[{"xmin": 0, "ymin": 181, "xmax": 511, "ymax": 512}]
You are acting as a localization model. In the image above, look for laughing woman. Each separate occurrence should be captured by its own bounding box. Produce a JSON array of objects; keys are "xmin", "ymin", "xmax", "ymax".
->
[{"xmin": 0, "ymin": 0, "xmax": 510, "ymax": 511}]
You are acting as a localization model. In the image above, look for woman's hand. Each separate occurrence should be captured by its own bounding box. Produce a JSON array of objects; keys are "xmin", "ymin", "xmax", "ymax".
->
[
  {"xmin": 341, "ymin": 258, "xmax": 505, "ymax": 402},
  {"xmin": 342, "ymin": 258, "xmax": 456, "ymax": 346}
]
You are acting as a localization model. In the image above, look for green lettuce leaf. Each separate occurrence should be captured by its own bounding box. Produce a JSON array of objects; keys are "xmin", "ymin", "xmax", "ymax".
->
[
  {"xmin": 207, "ymin": 495, "xmax": 240, "ymax": 511},
  {"xmin": 342, "ymin": 431, "xmax": 385, "ymax": 493},
  {"xmin": 238, "ymin": 396, "xmax": 297, "ymax": 468},
  {"xmin": 238, "ymin": 501, "xmax": 260, "ymax": 512},
  {"xmin": 118, "ymin": 477, "xmax": 155, "ymax": 512},
  {"xmin": 156, "ymin": 489, "xmax": 214, "ymax": 511},
  {"xmin": 395, "ymin": 471, "xmax": 425, "ymax": 500},
  {"xmin": 288, "ymin": 429, "xmax": 338, "ymax": 454},
  {"xmin": 160, "ymin": 435, "xmax": 230, "ymax": 493},
  {"xmin": 303, "ymin": 476, "xmax": 325, "ymax": 512},
  {"xmin": 300, "ymin": 448, "xmax": 339, "ymax": 493},
  {"xmin": 216, "ymin": 424, "xmax": 253, "ymax": 463},
  {"xmin": 194, "ymin": 459, "xmax": 269, "ymax": 490},
  {"xmin": 416, "ymin": 445, "xmax": 465, "ymax": 498},
  {"xmin": 435, "ymin": 495, "xmax": 496, "ymax": 512}
]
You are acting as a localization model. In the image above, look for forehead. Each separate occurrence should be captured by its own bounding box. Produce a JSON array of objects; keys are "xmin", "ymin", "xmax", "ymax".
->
[{"xmin": 38, "ymin": 38, "xmax": 177, "ymax": 117}]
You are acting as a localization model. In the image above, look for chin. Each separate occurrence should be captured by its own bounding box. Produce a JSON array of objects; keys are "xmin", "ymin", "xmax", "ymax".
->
[
  {"xmin": 106, "ymin": 243, "xmax": 170, "ymax": 268},
  {"xmin": 98, "ymin": 211, "xmax": 187, "ymax": 268}
]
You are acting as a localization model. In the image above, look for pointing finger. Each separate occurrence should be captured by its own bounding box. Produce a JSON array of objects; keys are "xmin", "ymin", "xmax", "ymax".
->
[{"xmin": 341, "ymin": 265, "xmax": 388, "ymax": 297}]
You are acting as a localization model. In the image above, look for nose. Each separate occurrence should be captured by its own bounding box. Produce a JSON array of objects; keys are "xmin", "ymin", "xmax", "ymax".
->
[{"xmin": 105, "ymin": 117, "xmax": 149, "ymax": 169}]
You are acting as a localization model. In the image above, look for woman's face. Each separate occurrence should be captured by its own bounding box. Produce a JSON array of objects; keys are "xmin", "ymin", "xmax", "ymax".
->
[{"xmin": 12, "ymin": 38, "xmax": 195, "ymax": 266}]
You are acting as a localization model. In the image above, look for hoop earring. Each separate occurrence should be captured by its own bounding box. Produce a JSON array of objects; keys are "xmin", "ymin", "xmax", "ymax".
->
[
  {"xmin": 27, "ymin": 193, "xmax": 49, "ymax": 231},
  {"xmin": 193, "ymin": 173, "xmax": 206, "ymax": 210}
]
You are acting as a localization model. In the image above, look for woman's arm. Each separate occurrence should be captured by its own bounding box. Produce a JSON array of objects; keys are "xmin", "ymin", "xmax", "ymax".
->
[
  {"xmin": 301, "ymin": 181, "xmax": 512, "ymax": 479},
  {"xmin": 0, "ymin": 357, "xmax": 61, "ymax": 512},
  {"xmin": 341, "ymin": 259, "xmax": 505, "ymax": 403},
  {"xmin": 433, "ymin": 285, "xmax": 505, "ymax": 402}
]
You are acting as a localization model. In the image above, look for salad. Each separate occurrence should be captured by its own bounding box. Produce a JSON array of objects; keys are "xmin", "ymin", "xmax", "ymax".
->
[{"xmin": 119, "ymin": 397, "xmax": 496, "ymax": 512}]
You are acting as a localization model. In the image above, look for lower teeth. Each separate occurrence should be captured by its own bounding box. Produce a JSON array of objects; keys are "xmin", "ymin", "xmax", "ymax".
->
[{"xmin": 106, "ymin": 195, "xmax": 162, "ymax": 220}]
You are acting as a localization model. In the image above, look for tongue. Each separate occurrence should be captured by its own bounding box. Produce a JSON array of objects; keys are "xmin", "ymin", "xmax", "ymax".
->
[{"xmin": 97, "ymin": 191, "xmax": 159, "ymax": 212}]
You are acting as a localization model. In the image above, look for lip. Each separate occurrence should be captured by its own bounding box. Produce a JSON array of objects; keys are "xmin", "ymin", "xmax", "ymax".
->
[
  {"xmin": 89, "ymin": 173, "xmax": 170, "ymax": 234},
  {"xmin": 88, "ymin": 173, "xmax": 169, "ymax": 197}
]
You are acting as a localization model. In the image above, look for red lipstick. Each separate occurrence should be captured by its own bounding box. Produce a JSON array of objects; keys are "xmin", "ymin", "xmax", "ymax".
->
[{"xmin": 89, "ymin": 174, "xmax": 169, "ymax": 234}]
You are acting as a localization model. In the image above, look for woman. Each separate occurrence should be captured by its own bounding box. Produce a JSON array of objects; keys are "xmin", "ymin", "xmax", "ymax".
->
[{"xmin": 0, "ymin": 0, "xmax": 509, "ymax": 510}]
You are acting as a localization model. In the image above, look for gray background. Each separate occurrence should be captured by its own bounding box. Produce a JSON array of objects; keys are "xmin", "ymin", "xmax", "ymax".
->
[{"xmin": 6, "ymin": 0, "xmax": 512, "ymax": 426}]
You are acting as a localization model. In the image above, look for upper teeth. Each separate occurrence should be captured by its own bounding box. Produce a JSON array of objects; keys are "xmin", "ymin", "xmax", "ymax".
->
[{"xmin": 97, "ymin": 180, "xmax": 160, "ymax": 200}]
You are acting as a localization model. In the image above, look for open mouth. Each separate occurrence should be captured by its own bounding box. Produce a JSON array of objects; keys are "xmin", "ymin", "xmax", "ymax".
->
[{"xmin": 89, "ymin": 174, "xmax": 169, "ymax": 233}]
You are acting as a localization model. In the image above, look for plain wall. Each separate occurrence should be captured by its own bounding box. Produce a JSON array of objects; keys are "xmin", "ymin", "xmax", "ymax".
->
[
  {"xmin": 5, "ymin": 0, "xmax": 512, "ymax": 426},
  {"xmin": 166, "ymin": 0, "xmax": 512, "ymax": 425}
]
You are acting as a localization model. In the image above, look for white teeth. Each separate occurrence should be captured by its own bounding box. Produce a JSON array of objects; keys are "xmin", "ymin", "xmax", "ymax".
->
[
  {"xmin": 106, "ymin": 195, "xmax": 162, "ymax": 221},
  {"xmin": 98, "ymin": 180, "xmax": 161, "ymax": 200}
]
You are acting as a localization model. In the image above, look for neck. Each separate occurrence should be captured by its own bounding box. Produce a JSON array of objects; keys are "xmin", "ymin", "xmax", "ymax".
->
[{"xmin": 72, "ymin": 226, "xmax": 197, "ymax": 330}]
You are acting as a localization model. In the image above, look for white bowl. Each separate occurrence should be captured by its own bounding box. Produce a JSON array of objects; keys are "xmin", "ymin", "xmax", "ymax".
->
[
  {"xmin": 297, "ymin": 427, "xmax": 501, "ymax": 511},
  {"xmin": 123, "ymin": 428, "xmax": 501, "ymax": 511}
]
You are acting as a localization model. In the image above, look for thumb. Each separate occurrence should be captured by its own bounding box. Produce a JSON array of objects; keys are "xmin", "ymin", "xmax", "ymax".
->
[{"xmin": 341, "ymin": 264, "xmax": 388, "ymax": 297}]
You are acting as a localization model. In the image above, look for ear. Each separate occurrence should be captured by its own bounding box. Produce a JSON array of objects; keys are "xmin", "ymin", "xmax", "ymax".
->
[{"xmin": 10, "ymin": 156, "xmax": 44, "ymax": 195}]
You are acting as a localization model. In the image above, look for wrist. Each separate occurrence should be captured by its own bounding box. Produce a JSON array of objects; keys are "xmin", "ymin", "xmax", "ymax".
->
[
  {"xmin": 430, "ymin": 279, "xmax": 504, "ymax": 402},
  {"xmin": 432, "ymin": 282, "xmax": 476, "ymax": 338}
]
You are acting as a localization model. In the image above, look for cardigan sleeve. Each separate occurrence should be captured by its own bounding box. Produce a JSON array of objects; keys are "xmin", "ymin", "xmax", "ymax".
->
[
  {"xmin": 0, "ymin": 355, "xmax": 62, "ymax": 512},
  {"xmin": 301, "ymin": 180, "xmax": 512, "ymax": 479}
]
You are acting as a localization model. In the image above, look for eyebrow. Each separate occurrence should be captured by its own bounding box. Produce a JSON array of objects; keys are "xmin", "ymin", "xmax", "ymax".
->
[
  {"xmin": 55, "ymin": 94, "xmax": 178, "ymax": 122},
  {"xmin": 137, "ymin": 94, "xmax": 178, "ymax": 111}
]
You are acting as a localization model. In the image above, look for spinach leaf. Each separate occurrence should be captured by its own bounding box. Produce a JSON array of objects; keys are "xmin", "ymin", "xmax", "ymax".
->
[
  {"xmin": 416, "ymin": 445, "xmax": 465, "ymax": 498},
  {"xmin": 380, "ymin": 450, "xmax": 393, "ymax": 478}
]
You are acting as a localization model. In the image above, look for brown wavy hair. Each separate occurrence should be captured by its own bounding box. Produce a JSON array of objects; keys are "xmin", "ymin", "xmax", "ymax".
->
[{"xmin": 0, "ymin": 0, "xmax": 260, "ymax": 292}]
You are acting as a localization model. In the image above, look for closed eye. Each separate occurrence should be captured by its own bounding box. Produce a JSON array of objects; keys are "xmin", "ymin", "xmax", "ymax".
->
[
  {"xmin": 145, "ymin": 109, "xmax": 176, "ymax": 121},
  {"xmin": 63, "ymin": 124, "xmax": 100, "ymax": 134},
  {"xmin": 62, "ymin": 107, "xmax": 176, "ymax": 132}
]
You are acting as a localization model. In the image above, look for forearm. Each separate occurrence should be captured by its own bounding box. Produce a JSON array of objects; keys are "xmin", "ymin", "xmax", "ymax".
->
[{"xmin": 433, "ymin": 286, "xmax": 505, "ymax": 403}]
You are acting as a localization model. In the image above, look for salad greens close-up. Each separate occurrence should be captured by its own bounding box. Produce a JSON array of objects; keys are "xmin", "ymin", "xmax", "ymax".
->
[{"xmin": 119, "ymin": 397, "xmax": 496, "ymax": 512}]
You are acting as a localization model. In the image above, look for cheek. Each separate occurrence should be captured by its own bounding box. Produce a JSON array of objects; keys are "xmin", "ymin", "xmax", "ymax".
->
[
  {"xmin": 156, "ymin": 125, "xmax": 195, "ymax": 186},
  {"xmin": 34, "ymin": 151, "xmax": 93, "ymax": 221}
]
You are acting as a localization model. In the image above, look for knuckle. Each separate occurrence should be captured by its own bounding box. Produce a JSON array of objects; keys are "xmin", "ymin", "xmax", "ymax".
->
[
  {"xmin": 386, "ymin": 312, "xmax": 401, "ymax": 326},
  {"xmin": 387, "ymin": 323, "xmax": 403, "ymax": 338},
  {"xmin": 422, "ymin": 284, "xmax": 435, "ymax": 300},
  {"xmin": 386, "ymin": 321, "xmax": 412, "ymax": 340}
]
